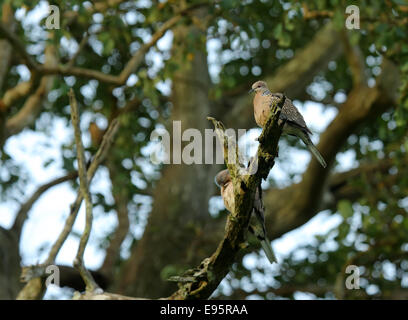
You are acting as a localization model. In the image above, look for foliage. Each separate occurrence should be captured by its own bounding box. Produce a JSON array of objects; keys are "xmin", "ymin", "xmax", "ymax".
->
[{"xmin": 1, "ymin": 0, "xmax": 408, "ymax": 299}]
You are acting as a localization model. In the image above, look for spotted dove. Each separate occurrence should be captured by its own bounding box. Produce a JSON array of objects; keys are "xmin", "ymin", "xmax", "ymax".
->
[
  {"xmin": 250, "ymin": 80, "xmax": 327, "ymax": 168},
  {"xmin": 215, "ymin": 169, "xmax": 277, "ymax": 264}
]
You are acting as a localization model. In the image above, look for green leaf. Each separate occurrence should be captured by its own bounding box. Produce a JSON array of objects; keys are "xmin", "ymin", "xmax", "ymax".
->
[
  {"xmin": 273, "ymin": 23, "xmax": 283, "ymax": 39},
  {"xmin": 278, "ymin": 32, "xmax": 291, "ymax": 47},
  {"xmin": 338, "ymin": 200, "xmax": 353, "ymax": 218},
  {"xmin": 333, "ymin": 9, "xmax": 344, "ymax": 29},
  {"xmin": 103, "ymin": 38, "xmax": 115, "ymax": 56}
]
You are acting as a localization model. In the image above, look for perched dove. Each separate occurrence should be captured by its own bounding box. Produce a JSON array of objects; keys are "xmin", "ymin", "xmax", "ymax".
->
[
  {"xmin": 250, "ymin": 81, "xmax": 327, "ymax": 168},
  {"xmin": 215, "ymin": 169, "xmax": 277, "ymax": 264}
]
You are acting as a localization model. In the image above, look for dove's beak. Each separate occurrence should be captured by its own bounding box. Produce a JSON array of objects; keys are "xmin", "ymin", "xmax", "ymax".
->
[{"xmin": 248, "ymin": 88, "xmax": 254, "ymax": 94}]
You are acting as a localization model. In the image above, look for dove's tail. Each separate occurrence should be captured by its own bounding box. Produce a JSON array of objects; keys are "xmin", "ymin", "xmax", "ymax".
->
[
  {"xmin": 299, "ymin": 130, "xmax": 327, "ymax": 168},
  {"xmin": 260, "ymin": 238, "xmax": 278, "ymax": 264},
  {"xmin": 306, "ymin": 141, "xmax": 327, "ymax": 168}
]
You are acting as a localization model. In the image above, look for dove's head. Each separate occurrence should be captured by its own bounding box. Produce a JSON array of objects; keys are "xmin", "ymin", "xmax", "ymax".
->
[
  {"xmin": 215, "ymin": 169, "xmax": 231, "ymax": 189},
  {"xmin": 249, "ymin": 80, "xmax": 268, "ymax": 94}
]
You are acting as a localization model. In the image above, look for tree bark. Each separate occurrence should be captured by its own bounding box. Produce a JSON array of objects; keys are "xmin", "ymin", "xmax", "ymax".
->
[{"xmin": 0, "ymin": 227, "xmax": 21, "ymax": 299}]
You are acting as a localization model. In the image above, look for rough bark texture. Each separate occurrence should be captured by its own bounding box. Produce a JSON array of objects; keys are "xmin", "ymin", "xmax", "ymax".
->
[{"xmin": 169, "ymin": 98, "xmax": 284, "ymax": 300}]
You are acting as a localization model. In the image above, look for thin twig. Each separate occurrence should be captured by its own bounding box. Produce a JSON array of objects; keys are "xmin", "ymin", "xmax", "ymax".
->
[
  {"xmin": 11, "ymin": 171, "xmax": 78, "ymax": 239},
  {"xmin": 69, "ymin": 88, "xmax": 99, "ymax": 292},
  {"xmin": 44, "ymin": 117, "xmax": 120, "ymax": 267},
  {"xmin": 19, "ymin": 99, "xmax": 120, "ymax": 288}
]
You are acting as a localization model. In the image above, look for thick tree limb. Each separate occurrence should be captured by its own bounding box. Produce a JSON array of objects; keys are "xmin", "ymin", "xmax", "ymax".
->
[
  {"xmin": 73, "ymin": 291, "xmax": 146, "ymax": 300},
  {"xmin": 57, "ymin": 265, "xmax": 109, "ymax": 292},
  {"xmin": 0, "ymin": 3, "xmax": 208, "ymax": 149},
  {"xmin": 0, "ymin": 3, "xmax": 15, "ymax": 91},
  {"xmin": 322, "ymin": 157, "xmax": 396, "ymax": 210},
  {"xmin": 169, "ymin": 96, "xmax": 285, "ymax": 300},
  {"xmin": 2, "ymin": 75, "xmax": 41, "ymax": 111},
  {"xmin": 116, "ymin": 15, "xmax": 216, "ymax": 298}
]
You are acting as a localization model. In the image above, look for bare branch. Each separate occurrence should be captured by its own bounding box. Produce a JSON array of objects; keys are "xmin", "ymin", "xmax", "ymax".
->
[
  {"xmin": 17, "ymin": 104, "xmax": 120, "ymax": 298},
  {"xmin": 40, "ymin": 65, "xmax": 122, "ymax": 85},
  {"xmin": 43, "ymin": 97, "xmax": 131, "ymax": 270},
  {"xmin": 2, "ymin": 75, "xmax": 40, "ymax": 110},
  {"xmin": 5, "ymin": 78, "xmax": 47, "ymax": 138},
  {"xmin": 73, "ymin": 291, "xmax": 146, "ymax": 300},
  {"xmin": 69, "ymin": 89, "xmax": 99, "ymax": 292},
  {"xmin": 46, "ymin": 119, "xmax": 120, "ymax": 267}
]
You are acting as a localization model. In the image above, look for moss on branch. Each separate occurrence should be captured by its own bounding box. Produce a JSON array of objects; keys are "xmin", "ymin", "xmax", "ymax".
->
[{"xmin": 169, "ymin": 95, "xmax": 286, "ymax": 300}]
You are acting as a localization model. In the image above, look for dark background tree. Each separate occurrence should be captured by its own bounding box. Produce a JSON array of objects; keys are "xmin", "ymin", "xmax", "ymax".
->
[{"xmin": 0, "ymin": 0, "xmax": 408, "ymax": 299}]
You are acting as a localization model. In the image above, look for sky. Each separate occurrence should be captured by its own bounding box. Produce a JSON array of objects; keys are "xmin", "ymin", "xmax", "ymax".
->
[{"xmin": 0, "ymin": 1, "xmax": 360, "ymax": 299}]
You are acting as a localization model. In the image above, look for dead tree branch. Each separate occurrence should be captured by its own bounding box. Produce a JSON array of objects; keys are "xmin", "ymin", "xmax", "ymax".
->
[{"xmin": 169, "ymin": 96, "xmax": 286, "ymax": 300}]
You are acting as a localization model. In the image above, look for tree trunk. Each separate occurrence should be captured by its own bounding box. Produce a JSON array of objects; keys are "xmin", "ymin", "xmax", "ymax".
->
[{"xmin": 0, "ymin": 228, "xmax": 21, "ymax": 299}]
